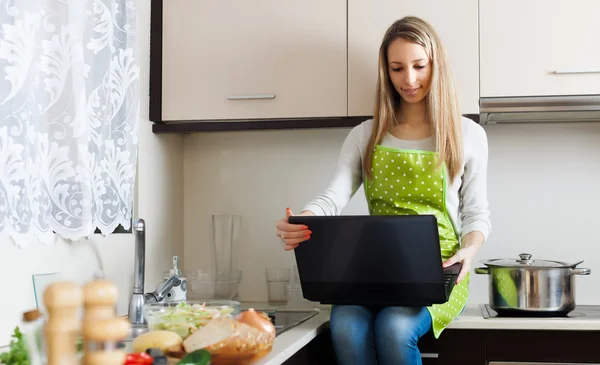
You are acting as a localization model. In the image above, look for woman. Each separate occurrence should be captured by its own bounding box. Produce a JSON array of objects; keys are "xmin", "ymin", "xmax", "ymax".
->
[{"xmin": 275, "ymin": 16, "xmax": 491, "ymax": 365}]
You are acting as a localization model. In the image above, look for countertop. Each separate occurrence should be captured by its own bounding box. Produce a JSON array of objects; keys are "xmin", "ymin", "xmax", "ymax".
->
[
  {"xmin": 449, "ymin": 305, "xmax": 600, "ymax": 330},
  {"xmin": 253, "ymin": 304, "xmax": 600, "ymax": 365}
]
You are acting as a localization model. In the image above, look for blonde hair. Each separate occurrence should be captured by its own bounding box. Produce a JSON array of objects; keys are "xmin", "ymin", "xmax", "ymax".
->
[{"xmin": 363, "ymin": 16, "xmax": 464, "ymax": 183}]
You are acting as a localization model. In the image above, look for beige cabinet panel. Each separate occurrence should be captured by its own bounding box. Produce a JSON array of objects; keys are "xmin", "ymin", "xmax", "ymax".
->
[
  {"xmin": 162, "ymin": 0, "xmax": 347, "ymax": 121},
  {"xmin": 480, "ymin": 0, "xmax": 600, "ymax": 97},
  {"xmin": 348, "ymin": 0, "xmax": 479, "ymax": 115}
]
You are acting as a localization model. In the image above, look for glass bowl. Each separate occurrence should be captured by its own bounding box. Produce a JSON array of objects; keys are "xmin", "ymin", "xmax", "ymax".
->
[
  {"xmin": 187, "ymin": 270, "xmax": 243, "ymax": 300},
  {"xmin": 143, "ymin": 300, "xmax": 241, "ymax": 339}
]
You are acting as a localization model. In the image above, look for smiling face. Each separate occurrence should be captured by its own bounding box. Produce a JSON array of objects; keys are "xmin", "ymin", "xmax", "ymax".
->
[{"xmin": 387, "ymin": 37, "xmax": 432, "ymax": 105}]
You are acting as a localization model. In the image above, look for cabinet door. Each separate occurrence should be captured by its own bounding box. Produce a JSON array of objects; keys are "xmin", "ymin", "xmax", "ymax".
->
[
  {"xmin": 348, "ymin": 0, "xmax": 479, "ymax": 115},
  {"xmin": 486, "ymin": 330, "xmax": 600, "ymax": 363},
  {"xmin": 480, "ymin": 0, "xmax": 600, "ymax": 97},
  {"xmin": 161, "ymin": 0, "xmax": 347, "ymax": 121}
]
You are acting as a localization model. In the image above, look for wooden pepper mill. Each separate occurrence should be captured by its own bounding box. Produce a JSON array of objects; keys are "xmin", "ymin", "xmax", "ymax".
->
[
  {"xmin": 83, "ymin": 279, "xmax": 119, "ymax": 321},
  {"xmin": 43, "ymin": 282, "xmax": 83, "ymax": 365},
  {"xmin": 82, "ymin": 279, "xmax": 131, "ymax": 365}
]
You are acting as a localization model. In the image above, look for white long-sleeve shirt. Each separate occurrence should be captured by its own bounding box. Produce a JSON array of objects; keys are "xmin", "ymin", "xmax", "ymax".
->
[{"xmin": 302, "ymin": 117, "xmax": 492, "ymax": 243}]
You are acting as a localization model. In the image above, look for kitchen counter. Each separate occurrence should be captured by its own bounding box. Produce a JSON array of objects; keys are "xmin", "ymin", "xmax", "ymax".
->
[
  {"xmin": 254, "ymin": 304, "xmax": 600, "ymax": 365},
  {"xmin": 4, "ymin": 304, "xmax": 599, "ymax": 364}
]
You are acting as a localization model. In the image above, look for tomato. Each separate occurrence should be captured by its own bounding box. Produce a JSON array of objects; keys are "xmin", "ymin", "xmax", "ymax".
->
[{"xmin": 124, "ymin": 352, "xmax": 154, "ymax": 365}]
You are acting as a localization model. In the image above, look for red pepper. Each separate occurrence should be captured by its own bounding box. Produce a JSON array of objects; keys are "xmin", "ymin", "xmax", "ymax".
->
[{"xmin": 124, "ymin": 352, "xmax": 154, "ymax": 365}]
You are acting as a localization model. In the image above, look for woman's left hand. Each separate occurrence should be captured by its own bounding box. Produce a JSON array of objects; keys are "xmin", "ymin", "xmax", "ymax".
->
[{"xmin": 442, "ymin": 231, "xmax": 485, "ymax": 284}]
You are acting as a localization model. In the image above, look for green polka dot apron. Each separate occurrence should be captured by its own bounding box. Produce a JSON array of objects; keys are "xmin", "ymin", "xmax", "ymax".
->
[
  {"xmin": 364, "ymin": 145, "xmax": 469, "ymax": 339},
  {"xmin": 491, "ymin": 269, "xmax": 518, "ymax": 307}
]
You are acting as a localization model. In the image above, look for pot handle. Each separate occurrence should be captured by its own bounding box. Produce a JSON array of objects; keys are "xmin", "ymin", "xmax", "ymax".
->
[
  {"xmin": 474, "ymin": 267, "xmax": 489, "ymax": 274},
  {"xmin": 572, "ymin": 268, "xmax": 591, "ymax": 275}
]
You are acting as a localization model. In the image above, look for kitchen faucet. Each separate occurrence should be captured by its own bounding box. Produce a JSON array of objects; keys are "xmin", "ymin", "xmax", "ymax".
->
[
  {"xmin": 127, "ymin": 218, "xmax": 182, "ymax": 336},
  {"xmin": 145, "ymin": 273, "xmax": 182, "ymax": 304},
  {"xmin": 128, "ymin": 218, "xmax": 147, "ymax": 334}
]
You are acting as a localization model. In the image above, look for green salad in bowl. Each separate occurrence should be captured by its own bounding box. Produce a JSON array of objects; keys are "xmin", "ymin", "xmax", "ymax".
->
[{"xmin": 143, "ymin": 300, "xmax": 241, "ymax": 339}]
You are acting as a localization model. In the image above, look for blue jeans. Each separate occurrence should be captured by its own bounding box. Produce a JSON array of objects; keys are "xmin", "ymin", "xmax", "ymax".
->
[{"xmin": 329, "ymin": 305, "xmax": 432, "ymax": 365}]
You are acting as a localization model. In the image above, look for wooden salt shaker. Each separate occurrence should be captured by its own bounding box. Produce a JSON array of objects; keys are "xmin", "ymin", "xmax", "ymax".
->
[
  {"xmin": 83, "ymin": 279, "xmax": 118, "ymax": 321},
  {"xmin": 43, "ymin": 282, "xmax": 83, "ymax": 365}
]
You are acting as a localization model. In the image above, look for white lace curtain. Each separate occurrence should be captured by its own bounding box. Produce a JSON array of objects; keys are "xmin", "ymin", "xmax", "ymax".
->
[{"xmin": 0, "ymin": 0, "xmax": 140, "ymax": 247}]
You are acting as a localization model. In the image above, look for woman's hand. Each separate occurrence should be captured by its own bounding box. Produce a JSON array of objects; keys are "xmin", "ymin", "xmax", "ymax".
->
[
  {"xmin": 275, "ymin": 208, "xmax": 313, "ymax": 251},
  {"xmin": 442, "ymin": 231, "xmax": 485, "ymax": 284}
]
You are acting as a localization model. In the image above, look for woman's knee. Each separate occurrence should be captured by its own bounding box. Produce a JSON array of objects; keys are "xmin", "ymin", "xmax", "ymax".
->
[
  {"xmin": 374, "ymin": 306, "xmax": 431, "ymax": 345},
  {"xmin": 330, "ymin": 305, "xmax": 375, "ymax": 340},
  {"xmin": 329, "ymin": 305, "xmax": 378, "ymax": 365}
]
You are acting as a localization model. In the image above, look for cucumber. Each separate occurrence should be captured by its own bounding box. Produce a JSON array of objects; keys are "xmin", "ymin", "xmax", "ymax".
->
[{"xmin": 176, "ymin": 349, "xmax": 212, "ymax": 365}]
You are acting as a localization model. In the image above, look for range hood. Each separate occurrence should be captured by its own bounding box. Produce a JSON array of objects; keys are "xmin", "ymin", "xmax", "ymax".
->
[{"xmin": 479, "ymin": 95, "xmax": 600, "ymax": 124}]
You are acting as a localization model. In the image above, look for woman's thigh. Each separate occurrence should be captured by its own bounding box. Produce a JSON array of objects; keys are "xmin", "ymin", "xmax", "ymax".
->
[
  {"xmin": 374, "ymin": 306, "xmax": 431, "ymax": 341},
  {"xmin": 330, "ymin": 304, "xmax": 377, "ymax": 342}
]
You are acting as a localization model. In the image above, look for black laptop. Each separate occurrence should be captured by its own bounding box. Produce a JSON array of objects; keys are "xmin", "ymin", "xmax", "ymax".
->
[{"xmin": 289, "ymin": 214, "xmax": 461, "ymax": 307}]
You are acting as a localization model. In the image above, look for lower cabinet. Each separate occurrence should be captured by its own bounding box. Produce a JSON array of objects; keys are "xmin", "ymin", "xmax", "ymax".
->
[
  {"xmin": 418, "ymin": 329, "xmax": 485, "ymax": 365},
  {"xmin": 486, "ymin": 330, "xmax": 600, "ymax": 363},
  {"xmin": 284, "ymin": 328, "xmax": 600, "ymax": 364},
  {"xmin": 282, "ymin": 328, "xmax": 337, "ymax": 365}
]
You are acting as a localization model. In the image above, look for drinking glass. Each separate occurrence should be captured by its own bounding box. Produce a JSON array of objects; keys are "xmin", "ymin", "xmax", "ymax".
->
[{"xmin": 266, "ymin": 268, "xmax": 290, "ymax": 305}]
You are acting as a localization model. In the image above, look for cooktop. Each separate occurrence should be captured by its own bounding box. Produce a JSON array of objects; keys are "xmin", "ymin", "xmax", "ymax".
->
[
  {"xmin": 480, "ymin": 304, "xmax": 600, "ymax": 319},
  {"xmin": 266, "ymin": 310, "xmax": 319, "ymax": 336}
]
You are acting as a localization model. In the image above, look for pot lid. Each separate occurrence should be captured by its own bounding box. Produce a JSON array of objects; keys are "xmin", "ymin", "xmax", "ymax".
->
[{"xmin": 482, "ymin": 253, "xmax": 579, "ymax": 268}]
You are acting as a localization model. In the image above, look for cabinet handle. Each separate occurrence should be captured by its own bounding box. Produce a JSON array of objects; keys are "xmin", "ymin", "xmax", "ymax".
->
[
  {"xmin": 227, "ymin": 94, "xmax": 276, "ymax": 100},
  {"xmin": 421, "ymin": 353, "xmax": 439, "ymax": 358},
  {"xmin": 552, "ymin": 69, "xmax": 600, "ymax": 75}
]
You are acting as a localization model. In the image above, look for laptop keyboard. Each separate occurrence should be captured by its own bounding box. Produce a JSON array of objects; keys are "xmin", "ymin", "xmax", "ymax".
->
[
  {"xmin": 444, "ymin": 273, "xmax": 457, "ymax": 299},
  {"xmin": 442, "ymin": 262, "xmax": 462, "ymax": 299}
]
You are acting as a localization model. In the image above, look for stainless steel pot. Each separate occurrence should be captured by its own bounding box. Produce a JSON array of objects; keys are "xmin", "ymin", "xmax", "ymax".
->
[{"xmin": 474, "ymin": 253, "xmax": 591, "ymax": 316}]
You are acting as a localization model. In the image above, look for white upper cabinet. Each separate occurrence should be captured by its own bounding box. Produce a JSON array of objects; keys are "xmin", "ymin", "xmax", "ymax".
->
[
  {"xmin": 480, "ymin": 0, "xmax": 600, "ymax": 98},
  {"xmin": 347, "ymin": 0, "xmax": 480, "ymax": 115},
  {"xmin": 161, "ymin": 0, "xmax": 347, "ymax": 121}
]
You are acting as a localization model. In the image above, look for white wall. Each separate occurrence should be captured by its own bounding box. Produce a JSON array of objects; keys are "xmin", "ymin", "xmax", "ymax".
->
[
  {"xmin": 0, "ymin": 2, "xmax": 184, "ymax": 347},
  {"xmin": 183, "ymin": 127, "xmax": 366, "ymax": 301},
  {"xmin": 183, "ymin": 121, "xmax": 600, "ymax": 305},
  {"xmin": 471, "ymin": 122, "xmax": 600, "ymax": 303}
]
